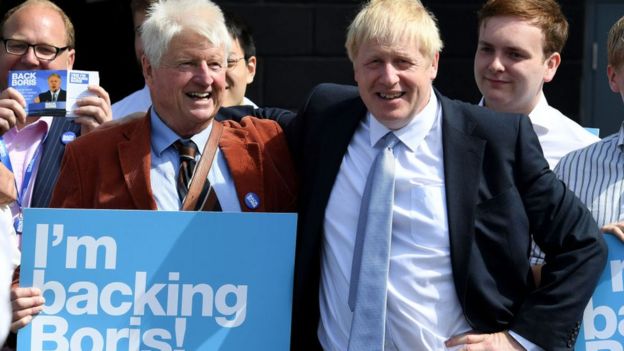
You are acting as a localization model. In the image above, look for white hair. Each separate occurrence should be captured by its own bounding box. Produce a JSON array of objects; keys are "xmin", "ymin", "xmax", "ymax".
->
[{"xmin": 141, "ymin": 0, "xmax": 231, "ymax": 67}]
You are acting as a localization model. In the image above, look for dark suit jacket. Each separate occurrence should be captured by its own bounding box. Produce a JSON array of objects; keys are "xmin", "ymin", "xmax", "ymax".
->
[
  {"xmin": 38, "ymin": 89, "xmax": 66, "ymax": 103},
  {"xmin": 49, "ymin": 113, "xmax": 297, "ymax": 212},
  {"xmin": 31, "ymin": 117, "xmax": 81, "ymax": 207},
  {"xmin": 286, "ymin": 83, "xmax": 606, "ymax": 350}
]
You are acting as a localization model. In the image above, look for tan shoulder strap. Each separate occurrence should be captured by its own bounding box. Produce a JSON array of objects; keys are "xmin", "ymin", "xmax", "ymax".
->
[{"xmin": 182, "ymin": 121, "xmax": 223, "ymax": 211}]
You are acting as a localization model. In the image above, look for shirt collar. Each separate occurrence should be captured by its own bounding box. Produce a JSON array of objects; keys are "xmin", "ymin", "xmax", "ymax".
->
[
  {"xmin": 479, "ymin": 92, "xmax": 550, "ymax": 133},
  {"xmin": 5, "ymin": 116, "xmax": 52, "ymax": 140},
  {"xmin": 617, "ymin": 121, "xmax": 624, "ymax": 150},
  {"xmin": 526, "ymin": 91, "xmax": 550, "ymax": 132},
  {"xmin": 150, "ymin": 108, "xmax": 212, "ymax": 156},
  {"xmin": 368, "ymin": 87, "xmax": 439, "ymax": 152}
]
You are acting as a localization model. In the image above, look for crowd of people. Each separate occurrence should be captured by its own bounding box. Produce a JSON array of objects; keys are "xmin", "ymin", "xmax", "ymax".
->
[{"xmin": 0, "ymin": 0, "xmax": 622, "ymax": 349}]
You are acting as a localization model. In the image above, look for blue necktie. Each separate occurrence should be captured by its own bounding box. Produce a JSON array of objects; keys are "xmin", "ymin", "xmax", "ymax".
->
[{"xmin": 348, "ymin": 132, "xmax": 398, "ymax": 351}]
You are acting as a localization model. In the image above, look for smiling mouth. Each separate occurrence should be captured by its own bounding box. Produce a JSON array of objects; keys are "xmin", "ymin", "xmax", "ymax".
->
[
  {"xmin": 485, "ymin": 77, "xmax": 509, "ymax": 84},
  {"xmin": 377, "ymin": 92, "xmax": 405, "ymax": 100},
  {"xmin": 186, "ymin": 92, "xmax": 212, "ymax": 99}
]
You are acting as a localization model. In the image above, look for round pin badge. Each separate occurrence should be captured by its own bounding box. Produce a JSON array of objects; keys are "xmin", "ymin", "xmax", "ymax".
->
[
  {"xmin": 61, "ymin": 131, "xmax": 76, "ymax": 144},
  {"xmin": 244, "ymin": 192, "xmax": 260, "ymax": 210}
]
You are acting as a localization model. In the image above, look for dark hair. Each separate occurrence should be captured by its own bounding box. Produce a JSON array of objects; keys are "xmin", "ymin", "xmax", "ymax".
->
[
  {"xmin": 224, "ymin": 10, "xmax": 256, "ymax": 58},
  {"xmin": 130, "ymin": 0, "xmax": 157, "ymax": 15}
]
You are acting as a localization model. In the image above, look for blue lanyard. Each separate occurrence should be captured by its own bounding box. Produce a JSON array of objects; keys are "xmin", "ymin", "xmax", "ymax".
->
[{"xmin": 0, "ymin": 136, "xmax": 42, "ymax": 209}]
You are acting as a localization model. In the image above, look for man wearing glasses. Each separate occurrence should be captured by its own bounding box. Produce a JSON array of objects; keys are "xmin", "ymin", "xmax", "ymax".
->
[
  {"xmin": 222, "ymin": 10, "xmax": 258, "ymax": 108},
  {"xmin": 0, "ymin": 0, "xmax": 112, "ymax": 348}
]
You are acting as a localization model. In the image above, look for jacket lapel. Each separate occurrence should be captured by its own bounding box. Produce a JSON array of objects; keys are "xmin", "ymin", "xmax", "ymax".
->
[
  {"xmin": 219, "ymin": 122, "xmax": 264, "ymax": 212},
  {"xmin": 118, "ymin": 114, "xmax": 157, "ymax": 210},
  {"xmin": 306, "ymin": 96, "xmax": 367, "ymax": 239},
  {"xmin": 439, "ymin": 93, "xmax": 486, "ymax": 301},
  {"xmin": 31, "ymin": 118, "xmax": 81, "ymax": 208}
]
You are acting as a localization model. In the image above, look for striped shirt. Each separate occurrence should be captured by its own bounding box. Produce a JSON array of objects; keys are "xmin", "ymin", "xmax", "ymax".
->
[{"xmin": 554, "ymin": 122, "xmax": 624, "ymax": 227}]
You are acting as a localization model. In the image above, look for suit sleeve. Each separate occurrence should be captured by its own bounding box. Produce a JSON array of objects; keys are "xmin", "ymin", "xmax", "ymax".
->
[
  {"xmin": 49, "ymin": 144, "xmax": 84, "ymax": 208},
  {"xmin": 510, "ymin": 116, "xmax": 607, "ymax": 350}
]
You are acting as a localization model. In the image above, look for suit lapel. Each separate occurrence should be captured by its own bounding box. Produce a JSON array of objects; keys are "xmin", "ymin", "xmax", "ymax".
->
[
  {"xmin": 118, "ymin": 115, "xmax": 157, "ymax": 210},
  {"xmin": 219, "ymin": 122, "xmax": 264, "ymax": 211},
  {"xmin": 307, "ymin": 97, "xmax": 367, "ymax": 237},
  {"xmin": 31, "ymin": 118, "xmax": 81, "ymax": 207},
  {"xmin": 439, "ymin": 93, "xmax": 486, "ymax": 301}
]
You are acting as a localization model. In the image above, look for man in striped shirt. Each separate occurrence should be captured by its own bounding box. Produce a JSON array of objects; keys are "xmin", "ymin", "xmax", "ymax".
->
[{"xmin": 554, "ymin": 15, "xmax": 624, "ymax": 242}]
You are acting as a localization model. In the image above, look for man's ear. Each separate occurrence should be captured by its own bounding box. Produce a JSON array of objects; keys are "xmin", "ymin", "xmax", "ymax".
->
[
  {"xmin": 429, "ymin": 51, "xmax": 440, "ymax": 81},
  {"xmin": 607, "ymin": 64, "xmax": 622, "ymax": 93},
  {"xmin": 65, "ymin": 48, "xmax": 76, "ymax": 69},
  {"xmin": 142, "ymin": 54, "xmax": 153, "ymax": 84},
  {"xmin": 245, "ymin": 56, "xmax": 257, "ymax": 84},
  {"xmin": 543, "ymin": 52, "xmax": 561, "ymax": 83}
]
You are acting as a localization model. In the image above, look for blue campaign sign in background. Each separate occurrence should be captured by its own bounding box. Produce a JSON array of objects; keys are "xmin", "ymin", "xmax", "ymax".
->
[
  {"xmin": 18, "ymin": 208, "xmax": 297, "ymax": 351},
  {"xmin": 576, "ymin": 235, "xmax": 624, "ymax": 350}
]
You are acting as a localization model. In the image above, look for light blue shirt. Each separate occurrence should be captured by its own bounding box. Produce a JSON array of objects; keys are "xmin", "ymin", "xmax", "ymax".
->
[{"xmin": 149, "ymin": 109, "xmax": 241, "ymax": 212}]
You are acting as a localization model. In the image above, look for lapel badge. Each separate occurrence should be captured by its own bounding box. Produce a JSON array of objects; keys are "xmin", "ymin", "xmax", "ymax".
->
[
  {"xmin": 244, "ymin": 192, "xmax": 260, "ymax": 210},
  {"xmin": 61, "ymin": 131, "xmax": 76, "ymax": 144}
]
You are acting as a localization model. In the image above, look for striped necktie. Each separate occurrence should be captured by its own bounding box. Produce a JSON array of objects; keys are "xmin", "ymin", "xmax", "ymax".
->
[{"xmin": 172, "ymin": 139, "xmax": 221, "ymax": 211}]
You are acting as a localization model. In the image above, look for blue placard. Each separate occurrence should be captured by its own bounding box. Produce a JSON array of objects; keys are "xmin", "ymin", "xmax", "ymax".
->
[
  {"xmin": 576, "ymin": 235, "xmax": 624, "ymax": 350},
  {"xmin": 17, "ymin": 208, "xmax": 297, "ymax": 351}
]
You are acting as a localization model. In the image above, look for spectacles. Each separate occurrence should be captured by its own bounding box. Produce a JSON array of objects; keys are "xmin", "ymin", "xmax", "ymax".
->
[
  {"xmin": 1, "ymin": 38, "xmax": 69, "ymax": 61},
  {"xmin": 227, "ymin": 57, "xmax": 246, "ymax": 70}
]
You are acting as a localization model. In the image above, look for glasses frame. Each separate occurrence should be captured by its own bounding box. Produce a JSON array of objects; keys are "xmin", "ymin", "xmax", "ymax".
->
[
  {"xmin": 227, "ymin": 56, "xmax": 247, "ymax": 70},
  {"xmin": 1, "ymin": 38, "xmax": 69, "ymax": 61}
]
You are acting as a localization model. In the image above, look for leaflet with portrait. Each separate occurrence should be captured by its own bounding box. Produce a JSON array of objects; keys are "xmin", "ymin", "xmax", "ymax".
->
[{"xmin": 8, "ymin": 69, "xmax": 99, "ymax": 117}]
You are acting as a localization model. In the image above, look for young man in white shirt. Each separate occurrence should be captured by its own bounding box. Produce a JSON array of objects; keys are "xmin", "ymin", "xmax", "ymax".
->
[{"xmin": 474, "ymin": 0, "xmax": 598, "ymax": 169}]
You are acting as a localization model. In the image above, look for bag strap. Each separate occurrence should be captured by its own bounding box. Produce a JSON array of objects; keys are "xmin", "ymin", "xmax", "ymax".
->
[{"xmin": 182, "ymin": 121, "xmax": 223, "ymax": 211}]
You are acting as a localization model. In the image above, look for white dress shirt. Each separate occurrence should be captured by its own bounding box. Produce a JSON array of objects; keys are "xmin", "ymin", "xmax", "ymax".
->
[
  {"xmin": 480, "ymin": 92, "xmax": 599, "ymax": 169},
  {"xmin": 111, "ymin": 84, "xmax": 152, "ymax": 120}
]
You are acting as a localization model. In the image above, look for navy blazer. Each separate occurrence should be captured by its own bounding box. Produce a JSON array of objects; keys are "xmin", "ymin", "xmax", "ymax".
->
[
  {"xmin": 286, "ymin": 83, "xmax": 606, "ymax": 350},
  {"xmin": 37, "ymin": 89, "xmax": 66, "ymax": 102},
  {"xmin": 30, "ymin": 117, "xmax": 81, "ymax": 208}
]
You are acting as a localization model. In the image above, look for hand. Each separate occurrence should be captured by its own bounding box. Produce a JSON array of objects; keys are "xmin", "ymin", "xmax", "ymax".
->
[
  {"xmin": 73, "ymin": 84, "xmax": 112, "ymax": 135},
  {"xmin": 445, "ymin": 331, "xmax": 525, "ymax": 351},
  {"xmin": 0, "ymin": 163, "xmax": 17, "ymax": 205},
  {"xmin": 0, "ymin": 87, "xmax": 27, "ymax": 135},
  {"xmin": 601, "ymin": 221, "xmax": 624, "ymax": 242},
  {"xmin": 10, "ymin": 286, "xmax": 45, "ymax": 332}
]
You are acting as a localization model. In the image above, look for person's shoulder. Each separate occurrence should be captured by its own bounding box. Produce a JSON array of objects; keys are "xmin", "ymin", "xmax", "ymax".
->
[
  {"xmin": 561, "ymin": 132, "xmax": 618, "ymax": 161},
  {"xmin": 542, "ymin": 103, "xmax": 601, "ymax": 141},
  {"xmin": 308, "ymin": 83, "xmax": 359, "ymax": 103},
  {"xmin": 221, "ymin": 116, "xmax": 282, "ymax": 138},
  {"xmin": 436, "ymin": 91, "xmax": 526, "ymax": 131},
  {"xmin": 71, "ymin": 113, "xmax": 147, "ymax": 148},
  {"xmin": 111, "ymin": 85, "xmax": 152, "ymax": 120}
]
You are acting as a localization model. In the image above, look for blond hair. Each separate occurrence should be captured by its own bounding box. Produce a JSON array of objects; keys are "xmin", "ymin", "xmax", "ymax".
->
[{"xmin": 345, "ymin": 0, "xmax": 443, "ymax": 62}]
